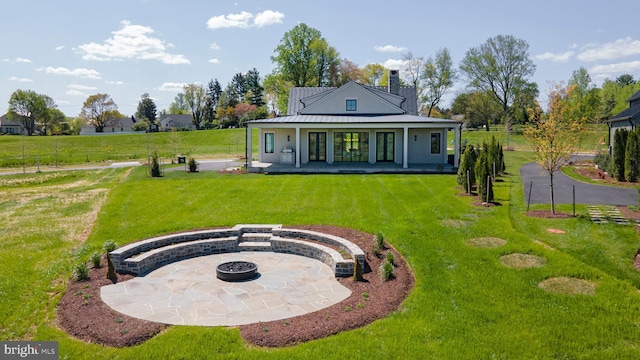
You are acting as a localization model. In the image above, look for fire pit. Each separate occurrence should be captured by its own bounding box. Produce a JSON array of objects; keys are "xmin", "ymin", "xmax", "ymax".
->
[{"xmin": 216, "ymin": 261, "xmax": 258, "ymax": 282}]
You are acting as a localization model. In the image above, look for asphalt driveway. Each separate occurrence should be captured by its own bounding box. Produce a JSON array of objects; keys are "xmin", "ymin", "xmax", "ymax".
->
[{"xmin": 519, "ymin": 162, "xmax": 638, "ymax": 206}]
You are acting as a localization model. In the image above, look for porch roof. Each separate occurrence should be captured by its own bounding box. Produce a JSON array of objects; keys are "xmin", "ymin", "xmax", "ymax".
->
[{"xmin": 248, "ymin": 114, "xmax": 462, "ymax": 126}]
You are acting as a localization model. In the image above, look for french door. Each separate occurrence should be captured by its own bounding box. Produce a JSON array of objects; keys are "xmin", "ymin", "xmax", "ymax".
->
[
  {"xmin": 309, "ymin": 132, "xmax": 326, "ymax": 161},
  {"xmin": 376, "ymin": 132, "xmax": 394, "ymax": 162}
]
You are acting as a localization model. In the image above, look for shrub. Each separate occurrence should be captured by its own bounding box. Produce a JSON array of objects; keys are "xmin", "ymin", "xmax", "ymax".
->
[
  {"xmin": 625, "ymin": 130, "xmax": 640, "ymax": 182},
  {"xmin": 150, "ymin": 150, "xmax": 161, "ymax": 177},
  {"xmin": 594, "ymin": 151, "xmax": 612, "ymax": 174},
  {"xmin": 372, "ymin": 232, "xmax": 385, "ymax": 257},
  {"xmin": 380, "ymin": 261, "xmax": 395, "ymax": 281},
  {"xmin": 613, "ymin": 128, "xmax": 628, "ymax": 181},
  {"xmin": 103, "ymin": 240, "xmax": 117, "ymax": 253},
  {"xmin": 385, "ymin": 251, "xmax": 396, "ymax": 267},
  {"xmin": 73, "ymin": 262, "xmax": 89, "ymax": 281},
  {"xmin": 475, "ymin": 142, "xmax": 494, "ymax": 202},
  {"xmin": 457, "ymin": 145, "xmax": 477, "ymax": 192},
  {"xmin": 188, "ymin": 157, "xmax": 198, "ymax": 173},
  {"xmin": 90, "ymin": 252, "xmax": 102, "ymax": 268}
]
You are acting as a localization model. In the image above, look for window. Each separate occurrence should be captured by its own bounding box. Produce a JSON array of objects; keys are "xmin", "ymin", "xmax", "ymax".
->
[
  {"xmin": 346, "ymin": 99, "xmax": 357, "ymax": 111},
  {"xmin": 265, "ymin": 132, "xmax": 275, "ymax": 153},
  {"xmin": 334, "ymin": 132, "xmax": 369, "ymax": 162},
  {"xmin": 430, "ymin": 133, "xmax": 441, "ymax": 154}
]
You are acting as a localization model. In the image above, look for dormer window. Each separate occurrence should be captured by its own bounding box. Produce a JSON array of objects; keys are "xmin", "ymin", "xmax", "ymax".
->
[{"xmin": 346, "ymin": 99, "xmax": 357, "ymax": 111}]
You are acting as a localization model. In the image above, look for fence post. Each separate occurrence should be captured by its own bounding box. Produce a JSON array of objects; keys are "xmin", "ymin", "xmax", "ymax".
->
[{"xmin": 527, "ymin": 181, "xmax": 533, "ymax": 212}]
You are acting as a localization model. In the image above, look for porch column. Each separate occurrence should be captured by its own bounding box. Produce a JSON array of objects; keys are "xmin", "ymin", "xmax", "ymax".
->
[
  {"xmin": 246, "ymin": 125, "xmax": 253, "ymax": 170},
  {"xmin": 454, "ymin": 125, "xmax": 461, "ymax": 167},
  {"xmin": 295, "ymin": 126, "xmax": 301, "ymax": 168},
  {"xmin": 403, "ymin": 127, "xmax": 408, "ymax": 169}
]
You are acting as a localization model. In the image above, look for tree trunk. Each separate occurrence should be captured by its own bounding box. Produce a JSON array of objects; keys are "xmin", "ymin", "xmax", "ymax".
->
[{"xmin": 550, "ymin": 172, "xmax": 555, "ymax": 214}]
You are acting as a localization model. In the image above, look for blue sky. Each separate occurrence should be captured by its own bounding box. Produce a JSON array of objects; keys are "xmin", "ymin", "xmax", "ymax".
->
[{"xmin": 2, "ymin": 0, "xmax": 639, "ymax": 117}]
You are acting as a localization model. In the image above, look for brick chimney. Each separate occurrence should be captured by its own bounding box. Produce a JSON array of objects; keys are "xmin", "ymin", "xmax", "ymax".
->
[{"xmin": 388, "ymin": 69, "xmax": 400, "ymax": 95}]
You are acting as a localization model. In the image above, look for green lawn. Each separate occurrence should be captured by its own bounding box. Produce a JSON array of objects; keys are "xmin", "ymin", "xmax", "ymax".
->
[
  {"xmin": 0, "ymin": 128, "xmax": 258, "ymax": 168},
  {"xmin": 2, "ymin": 149, "xmax": 640, "ymax": 358}
]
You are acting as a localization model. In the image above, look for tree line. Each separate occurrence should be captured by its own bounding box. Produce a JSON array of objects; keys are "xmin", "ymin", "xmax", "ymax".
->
[{"xmin": 5, "ymin": 23, "xmax": 639, "ymax": 135}]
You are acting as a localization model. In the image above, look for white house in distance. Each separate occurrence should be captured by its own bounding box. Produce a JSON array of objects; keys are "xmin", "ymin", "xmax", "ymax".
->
[{"xmin": 246, "ymin": 70, "xmax": 462, "ymax": 173}]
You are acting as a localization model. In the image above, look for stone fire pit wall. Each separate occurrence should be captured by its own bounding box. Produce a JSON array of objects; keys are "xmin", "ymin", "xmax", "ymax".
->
[{"xmin": 109, "ymin": 225, "xmax": 366, "ymax": 277}]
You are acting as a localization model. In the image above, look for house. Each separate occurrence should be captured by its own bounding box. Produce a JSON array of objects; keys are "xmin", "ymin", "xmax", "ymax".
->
[
  {"xmin": 159, "ymin": 114, "xmax": 195, "ymax": 131},
  {"xmin": 245, "ymin": 70, "xmax": 462, "ymax": 174},
  {"xmin": 79, "ymin": 117, "xmax": 136, "ymax": 135},
  {"xmin": 0, "ymin": 113, "xmax": 24, "ymax": 134},
  {"xmin": 607, "ymin": 89, "xmax": 640, "ymax": 153}
]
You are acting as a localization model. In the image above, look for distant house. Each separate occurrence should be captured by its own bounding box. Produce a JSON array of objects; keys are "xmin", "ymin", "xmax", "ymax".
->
[
  {"xmin": 607, "ymin": 89, "xmax": 640, "ymax": 153},
  {"xmin": 79, "ymin": 117, "xmax": 136, "ymax": 135},
  {"xmin": 0, "ymin": 113, "xmax": 24, "ymax": 134},
  {"xmin": 246, "ymin": 70, "xmax": 462, "ymax": 174},
  {"xmin": 159, "ymin": 114, "xmax": 195, "ymax": 131}
]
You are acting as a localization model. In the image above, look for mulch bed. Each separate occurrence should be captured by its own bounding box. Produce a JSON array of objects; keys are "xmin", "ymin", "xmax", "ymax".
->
[{"xmin": 56, "ymin": 225, "xmax": 414, "ymax": 348}]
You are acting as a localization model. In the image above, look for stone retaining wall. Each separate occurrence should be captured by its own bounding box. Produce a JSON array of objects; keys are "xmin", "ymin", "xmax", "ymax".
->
[{"xmin": 109, "ymin": 225, "xmax": 364, "ymax": 277}]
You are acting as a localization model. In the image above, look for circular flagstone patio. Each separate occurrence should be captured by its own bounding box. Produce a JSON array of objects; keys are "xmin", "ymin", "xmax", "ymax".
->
[{"xmin": 100, "ymin": 252, "xmax": 351, "ymax": 326}]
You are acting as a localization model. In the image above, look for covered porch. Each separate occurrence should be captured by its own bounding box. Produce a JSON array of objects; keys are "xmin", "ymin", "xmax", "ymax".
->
[
  {"xmin": 245, "ymin": 115, "xmax": 462, "ymax": 175},
  {"xmin": 248, "ymin": 160, "xmax": 458, "ymax": 174}
]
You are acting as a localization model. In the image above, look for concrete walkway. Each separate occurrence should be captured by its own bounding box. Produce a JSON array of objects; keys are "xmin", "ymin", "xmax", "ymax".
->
[
  {"xmin": 519, "ymin": 162, "xmax": 638, "ymax": 206},
  {"xmin": 100, "ymin": 252, "xmax": 351, "ymax": 326}
]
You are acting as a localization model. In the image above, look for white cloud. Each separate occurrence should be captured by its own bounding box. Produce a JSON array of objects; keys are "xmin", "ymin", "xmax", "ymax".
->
[
  {"xmin": 207, "ymin": 11, "xmax": 253, "ymax": 29},
  {"xmin": 38, "ymin": 66, "xmax": 101, "ymax": 79},
  {"xmin": 210, "ymin": 43, "xmax": 221, "ymax": 50},
  {"xmin": 105, "ymin": 80, "xmax": 124, "ymax": 85},
  {"xmin": 68, "ymin": 84, "xmax": 97, "ymax": 90},
  {"xmin": 8, "ymin": 76, "xmax": 33, "ymax": 82},
  {"xmin": 535, "ymin": 51, "xmax": 574, "ymax": 63},
  {"xmin": 55, "ymin": 46, "xmax": 65, "ymax": 51},
  {"xmin": 78, "ymin": 20, "xmax": 190, "ymax": 65},
  {"xmin": 577, "ymin": 37, "xmax": 640, "ymax": 62},
  {"xmin": 65, "ymin": 89, "xmax": 89, "ymax": 97},
  {"xmin": 208, "ymin": 58, "xmax": 221, "ymax": 64},
  {"xmin": 374, "ymin": 45, "xmax": 407, "ymax": 53},
  {"xmin": 157, "ymin": 82, "xmax": 187, "ymax": 92},
  {"xmin": 206, "ymin": 10, "xmax": 284, "ymax": 29},
  {"xmin": 15, "ymin": 57, "xmax": 32, "ymax": 63},
  {"xmin": 382, "ymin": 59, "xmax": 406, "ymax": 70},
  {"xmin": 589, "ymin": 60, "xmax": 640, "ymax": 77},
  {"xmin": 254, "ymin": 10, "xmax": 284, "ymax": 27}
]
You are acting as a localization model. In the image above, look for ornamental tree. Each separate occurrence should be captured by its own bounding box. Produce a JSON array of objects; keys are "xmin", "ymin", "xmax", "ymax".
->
[{"xmin": 524, "ymin": 83, "xmax": 586, "ymax": 214}]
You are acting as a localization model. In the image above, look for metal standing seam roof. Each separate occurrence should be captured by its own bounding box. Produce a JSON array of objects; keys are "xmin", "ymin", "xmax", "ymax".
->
[{"xmin": 248, "ymin": 114, "xmax": 462, "ymax": 125}]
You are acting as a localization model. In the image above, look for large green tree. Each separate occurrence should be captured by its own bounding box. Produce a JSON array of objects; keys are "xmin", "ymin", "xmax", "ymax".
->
[
  {"xmin": 169, "ymin": 93, "xmax": 189, "ymax": 115},
  {"xmin": 264, "ymin": 73, "xmax": 291, "ymax": 116},
  {"xmin": 460, "ymin": 34, "xmax": 536, "ymax": 139},
  {"xmin": 244, "ymin": 68, "xmax": 265, "ymax": 107},
  {"xmin": 271, "ymin": 23, "xmax": 339, "ymax": 87},
  {"xmin": 362, "ymin": 63, "xmax": 385, "ymax": 86},
  {"xmin": 79, "ymin": 93, "xmax": 121, "ymax": 133},
  {"xmin": 204, "ymin": 78, "xmax": 222, "ymax": 128},
  {"xmin": 421, "ymin": 48, "xmax": 456, "ymax": 117},
  {"xmin": 183, "ymin": 84, "xmax": 207, "ymax": 130},
  {"xmin": 7, "ymin": 89, "xmax": 50, "ymax": 135},
  {"xmin": 135, "ymin": 93, "xmax": 157, "ymax": 125}
]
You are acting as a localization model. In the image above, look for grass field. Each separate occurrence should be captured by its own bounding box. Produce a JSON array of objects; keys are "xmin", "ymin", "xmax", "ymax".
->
[
  {"xmin": 0, "ymin": 128, "xmax": 258, "ymax": 168},
  {"xmin": 0, "ymin": 124, "xmax": 608, "ymax": 170},
  {"xmin": 2, "ymin": 130, "xmax": 640, "ymax": 358}
]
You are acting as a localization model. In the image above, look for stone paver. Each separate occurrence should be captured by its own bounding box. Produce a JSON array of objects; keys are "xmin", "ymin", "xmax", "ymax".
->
[{"xmin": 101, "ymin": 252, "xmax": 351, "ymax": 326}]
